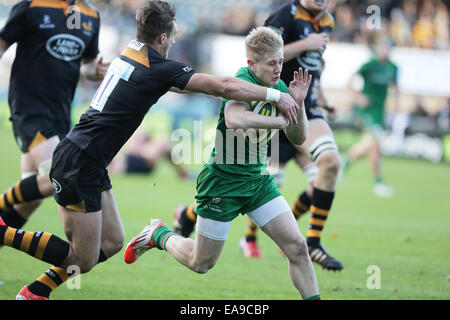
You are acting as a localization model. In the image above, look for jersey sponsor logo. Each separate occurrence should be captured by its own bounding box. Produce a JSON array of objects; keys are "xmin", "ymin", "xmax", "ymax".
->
[
  {"xmin": 51, "ymin": 178, "xmax": 62, "ymax": 194},
  {"xmin": 82, "ymin": 21, "xmax": 92, "ymax": 32},
  {"xmin": 128, "ymin": 40, "xmax": 145, "ymax": 51},
  {"xmin": 82, "ymin": 21, "xmax": 93, "ymax": 36},
  {"xmin": 290, "ymin": 3, "xmax": 297, "ymax": 15},
  {"xmin": 39, "ymin": 14, "xmax": 55, "ymax": 29},
  {"xmin": 304, "ymin": 27, "xmax": 310, "ymax": 36},
  {"xmin": 46, "ymin": 34, "xmax": 85, "ymax": 61}
]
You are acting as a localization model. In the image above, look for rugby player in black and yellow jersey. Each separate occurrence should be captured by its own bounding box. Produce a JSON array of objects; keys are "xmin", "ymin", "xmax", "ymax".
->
[
  {"xmin": 0, "ymin": 0, "xmax": 109, "ymax": 234},
  {"xmin": 0, "ymin": 0, "xmax": 300, "ymax": 299},
  {"xmin": 264, "ymin": 0, "xmax": 343, "ymax": 270}
]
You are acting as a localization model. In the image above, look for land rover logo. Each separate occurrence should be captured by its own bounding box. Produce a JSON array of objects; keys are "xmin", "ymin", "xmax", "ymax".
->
[{"xmin": 46, "ymin": 34, "xmax": 85, "ymax": 61}]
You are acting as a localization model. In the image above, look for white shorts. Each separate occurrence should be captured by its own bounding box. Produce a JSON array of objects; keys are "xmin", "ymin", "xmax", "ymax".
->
[{"xmin": 196, "ymin": 196, "xmax": 291, "ymax": 241}]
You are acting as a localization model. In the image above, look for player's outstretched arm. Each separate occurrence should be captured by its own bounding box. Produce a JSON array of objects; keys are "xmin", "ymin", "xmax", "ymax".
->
[
  {"xmin": 224, "ymin": 101, "xmax": 288, "ymax": 130},
  {"xmin": 284, "ymin": 67, "xmax": 312, "ymax": 145},
  {"xmin": 80, "ymin": 56, "xmax": 110, "ymax": 81},
  {"xmin": 184, "ymin": 73, "xmax": 299, "ymax": 124}
]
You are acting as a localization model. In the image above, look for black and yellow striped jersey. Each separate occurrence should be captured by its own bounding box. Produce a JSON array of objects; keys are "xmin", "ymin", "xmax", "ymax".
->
[
  {"xmin": 0, "ymin": 0, "xmax": 100, "ymax": 128},
  {"xmin": 67, "ymin": 40, "xmax": 196, "ymax": 167},
  {"xmin": 264, "ymin": 0, "xmax": 334, "ymax": 117}
]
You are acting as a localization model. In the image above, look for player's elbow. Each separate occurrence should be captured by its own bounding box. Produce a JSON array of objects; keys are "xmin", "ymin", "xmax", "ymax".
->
[
  {"xmin": 292, "ymin": 134, "xmax": 306, "ymax": 146},
  {"xmin": 287, "ymin": 125, "xmax": 308, "ymax": 145},
  {"xmin": 225, "ymin": 114, "xmax": 242, "ymax": 129},
  {"xmin": 224, "ymin": 108, "xmax": 245, "ymax": 130},
  {"xmin": 297, "ymin": 133, "xmax": 307, "ymax": 145},
  {"xmin": 225, "ymin": 116, "xmax": 236, "ymax": 129}
]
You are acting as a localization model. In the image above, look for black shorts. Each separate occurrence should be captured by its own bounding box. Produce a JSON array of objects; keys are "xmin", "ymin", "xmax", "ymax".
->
[
  {"xmin": 50, "ymin": 138, "xmax": 112, "ymax": 213},
  {"xmin": 268, "ymin": 131, "xmax": 298, "ymax": 165},
  {"xmin": 12, "ymin": 116, "xmax": 70, "ymax": 153}
]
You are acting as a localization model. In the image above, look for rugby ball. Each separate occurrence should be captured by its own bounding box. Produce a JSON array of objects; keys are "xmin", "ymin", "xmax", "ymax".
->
[{"xmin": 246, "ymin": 100, "xmax": 278, "ymax": 143}]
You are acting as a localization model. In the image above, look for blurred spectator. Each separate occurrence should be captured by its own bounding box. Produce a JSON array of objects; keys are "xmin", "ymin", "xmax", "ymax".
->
[
  {"xmin": 389, "ymin": 7, "xmax": 412, "ymax": 46},
  {"xmin": 328, "ymin": 0, "xmax": 448, "ymax": 49},
  {"xmin": 433, "ymin": 0, "xmax": 449, "ymax": 50},
  {"xmin": 85, "ymin": 0, "xmax": 448, "ymax": 50},
  {"xmin": 412, "ymin": 0, "xmax": 438, "ymax": 49},
  {"xmin": 332, "ymin": 4, "xmax": 358, "ymax": 42}
]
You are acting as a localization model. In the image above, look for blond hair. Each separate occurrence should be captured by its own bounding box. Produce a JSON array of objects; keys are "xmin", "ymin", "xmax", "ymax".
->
[{"xmin": 245, "ymin": 27, "xmax": 284, "ymax": 62}]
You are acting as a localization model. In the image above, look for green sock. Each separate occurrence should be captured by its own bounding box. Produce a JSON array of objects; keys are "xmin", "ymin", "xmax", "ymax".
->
[
  {"xmin": 305, "ymin": 294, "xmax": 321, "ymax": 300},
  {"xmin": 152, "ymin": 225, "xmax": 176, "ymax": 250}
]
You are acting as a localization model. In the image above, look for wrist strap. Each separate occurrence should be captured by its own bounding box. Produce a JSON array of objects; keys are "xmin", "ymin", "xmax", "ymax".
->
[{"xmin": 266, "ymin": 88, "xmax": 281, "ymax": 102}]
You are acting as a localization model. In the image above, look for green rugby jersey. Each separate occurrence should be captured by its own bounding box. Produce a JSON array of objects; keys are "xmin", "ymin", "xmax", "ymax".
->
[
  {"xmin": 207, "ymin": 66, "xmax": 289, "ymax": 181},
  {"xmin": 357, "ymin": 58, "xmax": 398, "ymax": 125}
]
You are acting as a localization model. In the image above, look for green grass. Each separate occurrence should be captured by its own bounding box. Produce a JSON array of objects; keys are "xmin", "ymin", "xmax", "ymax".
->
[{"xmin": 0, "ymin": 126, "xmax": 449, "ymax": 300}]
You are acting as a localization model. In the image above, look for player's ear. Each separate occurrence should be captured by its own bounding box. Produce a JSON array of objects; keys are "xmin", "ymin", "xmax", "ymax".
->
[
  {"xmin": 159, "ymin": 33, "xmax": 167, "ymax": 44},
  {"xmin": 247, "ymin": 59, "xmax": 256, "ymax": 72}
]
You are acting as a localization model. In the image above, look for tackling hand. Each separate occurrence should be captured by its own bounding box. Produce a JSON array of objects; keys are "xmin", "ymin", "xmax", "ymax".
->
[{"xmin": 277, "ymin": 92, "xmax": 299, "ymax": 124}]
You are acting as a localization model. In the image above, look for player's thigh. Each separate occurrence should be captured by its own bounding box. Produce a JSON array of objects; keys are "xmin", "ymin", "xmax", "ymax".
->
[
  {"xmin": 260, "ymin": 211, "xmax": 306, "ymax": 257},
  {"xmin": 194, "ymin": 216, "xmax": 229, "ymax": 265},
  {"xmin": 247, "ymin": 195, "xmax": 291, "ymax": 231},
  {"xmin": 29, "ymin": 135, "xmax": 60, "ymax": 166},
  {"xmin": 100, "ymin": 189, "xmax": 125, "ymax": 251},
  {"xmin": 297, "ymin": 118, "xmax": 340, "ymax": 165},
  {"xmin": 21, "ymin": 152, "xmax": 38, "ymax": 176},
  {"xmin": 58, "ymin": 205, "xmax": 102, "ymax": 269}
]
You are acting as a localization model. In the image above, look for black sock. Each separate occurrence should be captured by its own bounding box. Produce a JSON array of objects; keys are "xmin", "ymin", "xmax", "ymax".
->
[
  {"xmin": 0, "ymin": 175, "xmax": 43, "ymax": 211},
  {"xmin": 307, "ymin": 188, "xmax": 335, "ymax": 247},
  {"xmin": 245, "ymin": 218, "xmax": 258, "ymax": 242},
  {"xmin": 0, "ymin": 225, "xmax": 69, "ymax": 266},
  {"xmin": 28, "ymin": 249, "xmax": 108, "ymax": 298},
  {"xmin": 180, "ymin": 207, "xmax": 196, "ymax": 229},
  {"xmin": 292, "ymin": 190, "xmax": 311, "ymax": 219},
  {"xmin": 0, "ymin": 207, "xmax": 27, "ymax": 229}
]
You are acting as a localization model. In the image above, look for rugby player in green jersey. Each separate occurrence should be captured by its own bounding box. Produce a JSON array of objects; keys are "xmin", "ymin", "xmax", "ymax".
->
[
  {"xmin": 125, "ymin": 26, "xmax": 321, "ymax": 300},
  {"xmin": 345, "ymin": 39, "xmax": 400, "ymax": 198}
]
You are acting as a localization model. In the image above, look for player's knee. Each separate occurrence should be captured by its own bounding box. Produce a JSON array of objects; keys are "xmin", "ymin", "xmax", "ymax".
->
[
  {"xmin": 102, "ymin": 236, "xmax": 125, "ymax": 257},
  {"xmin": 192, "ymin": 260, "xmax": 216, "ymax": 274},
  {"xmin": 37, "ymin": 173, "xmax": 54, "ymax": 196},
  {"xmin": 76, "ymin": 257, "xmax": 98, "ymax": 273},
  {"xmin": 317, "ymin": 151, "xmax": 340, "ymax": 176},
  {"xmin": 286, "ymin": 236, "xmax": 309, "ymax": 263}
]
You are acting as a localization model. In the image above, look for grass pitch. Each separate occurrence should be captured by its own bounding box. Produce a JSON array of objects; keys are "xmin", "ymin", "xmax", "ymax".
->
[{"xmin": 0, "ymin": 125, "xmax": 449, "ymax": 300}]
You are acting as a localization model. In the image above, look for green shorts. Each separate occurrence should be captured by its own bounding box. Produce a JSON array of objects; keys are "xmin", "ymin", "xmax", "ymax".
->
[
  {"xmin": 355, "ymin": 106, "xmax": 384, "ymax": 137},
  {"xmin": 194, "ymin": 166, "xmax": 281, "ymax": 222}
]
